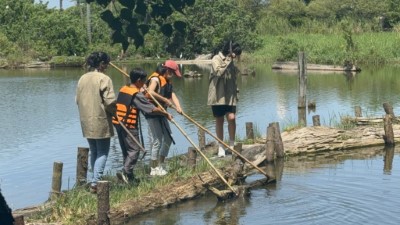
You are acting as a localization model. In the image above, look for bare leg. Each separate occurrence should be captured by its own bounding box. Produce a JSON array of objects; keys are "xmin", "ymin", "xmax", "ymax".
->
[
  {"xmin": 215, "ymin": 116, "xmax": 225, "ymax": 157},
  {"xmin": 215, "ymin": 116, "xmax": 224, "ymax": 141},
  {"xmin": 226, "ymin": 112, "xmax": 236, "ymax": 146}
]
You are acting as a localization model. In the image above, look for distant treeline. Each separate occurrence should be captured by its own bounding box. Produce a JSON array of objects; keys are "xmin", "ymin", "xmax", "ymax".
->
[{"xmin": 1, "ymin": 0, "xmax": 399, "ymax": 66}]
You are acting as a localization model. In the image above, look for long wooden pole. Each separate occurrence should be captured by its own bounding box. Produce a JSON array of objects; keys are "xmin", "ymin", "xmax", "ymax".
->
[
  {"xmin": 109, "ymin": 62, "xmax": 237, "ymax": 195},
  {"xmin": 177, "ymin": 109, "xmax": 271, "ymax": 179}
]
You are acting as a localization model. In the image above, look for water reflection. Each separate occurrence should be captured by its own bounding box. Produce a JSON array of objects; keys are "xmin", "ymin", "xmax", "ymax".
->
[{"xmin": 128, "ymin": 146, "xmax": 399, "ymax": 225}]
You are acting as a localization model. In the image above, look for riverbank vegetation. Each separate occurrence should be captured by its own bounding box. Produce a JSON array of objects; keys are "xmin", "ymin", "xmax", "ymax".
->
[
  {"xmin": 26, "ymin": 150, "xmax": 230, "ymax": 224},
  {"xmin": 1, "ymin": 0, "xmax": 400, "ymax": 68}
]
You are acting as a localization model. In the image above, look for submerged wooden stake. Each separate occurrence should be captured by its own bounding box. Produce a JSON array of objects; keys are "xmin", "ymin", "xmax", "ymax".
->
[
  {"xmin": 13, "ymin": 214, "xmax": 25, "ymax": 225},
  {"xmin": 383, "ymin": 115, "xmax": 395, "ymax": 146},
  {"xmin": 187, "ymin": 147, "xmax": 197, "ymax": 169},
  {"xmin": 245, "ymin": 122, "xmax": 254, "ymax": 142},
  {"xmin": 51, "ymin": 161, "xmax": 63, "ymax": 200},
  {"xmin": 312, "ymin": 115, "xmax": 320, "ymax": 126},
  {"xmin": 354, "ymin": 106, "xmax": 362, "ymax": 117},
  {"xmin": 266, "ymin": 126, "xmax": 275, "ymax": 162},
  {"xmin": 76, "ymin": 147, "xmax": 89, "ymax": 186}
]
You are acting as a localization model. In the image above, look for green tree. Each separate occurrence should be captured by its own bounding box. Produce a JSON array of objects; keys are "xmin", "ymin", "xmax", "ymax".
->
[{"xmin": 86, "ymin": 0, "xmax": 195, "ymax": 51}]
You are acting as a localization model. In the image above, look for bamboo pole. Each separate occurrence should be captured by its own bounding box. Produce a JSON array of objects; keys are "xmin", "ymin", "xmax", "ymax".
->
[
  {"xmin": 178, "ymin": 110, "xmax": 271, "ymax": 179},
  {"xmin": 109, "ymin": 62, "xmax": 238, "ymax": 195}
]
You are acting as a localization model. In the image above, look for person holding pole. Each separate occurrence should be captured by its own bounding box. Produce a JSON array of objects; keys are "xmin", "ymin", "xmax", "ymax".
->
[
  {"xmin": 76, "ymin": 52, "xmax": 116, "ymax": 193},
  {"xmin": 208, "ymin": 41, "xmax": 242, "ymax": 157},
  {"xmin": 112, "ymin": 68, "xmax": 172, "ymax": 183},
  {"xmin": 145, "ymin": 60, "xmax": 182, "ymax": 176}
]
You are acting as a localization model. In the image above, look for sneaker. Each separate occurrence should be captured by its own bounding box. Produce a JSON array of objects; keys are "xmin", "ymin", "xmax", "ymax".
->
[
  {"xmin": 89, "ymin": 185, "xmax": 97, "ymax": 194},
  {"xmin": 150, "ymin": 167, "xmax": 168, "ymax": 176},
  {"xmin": 116, "ymin": 171, "xmax": 129, "ymax": 184},
  {"xmin": 218, "ymin": 146, "xmax": 226, "ymax": 157},
  {"xmin": 150, "ymin": 167, "xmax": 158, "ymax": 176},
  {"xmin": 156, "ymin": 166, "xmax": 168, "ymax": 176}
]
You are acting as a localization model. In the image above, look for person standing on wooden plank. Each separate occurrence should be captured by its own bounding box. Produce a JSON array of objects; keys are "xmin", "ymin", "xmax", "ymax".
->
[
  {"xmin": 113, "ymin": 68, "xmax": 172, "ymax": 183},
  {"xmin": 208, "ymin": 41, "xmax": 242, "ymax": 157},
  {"xmin": 145, "ymin": 60, "xmax": 182, "ymax": 176},
  {"xmin": 76, "ymin": 52, "xmax": 116, "ymax": 193}
]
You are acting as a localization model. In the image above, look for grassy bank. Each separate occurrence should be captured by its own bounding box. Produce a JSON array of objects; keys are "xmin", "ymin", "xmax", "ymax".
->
[{"xmin": 248, "ymin": 32, "xmax": 400, "ymax": 66}]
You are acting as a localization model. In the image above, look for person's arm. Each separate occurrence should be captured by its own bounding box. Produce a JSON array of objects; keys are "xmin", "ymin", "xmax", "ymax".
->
[
  {"xmin": 147, "ymin": 78, "xmax": 173, "ymax": 106},
  {"xmin": 171, "ymin": 92, "xmax": 182, "ymax": 114},
  {"xmin": 212, "ymin": 54, "xmax": 233, "ymax": 77},
  {"xmin": 135, "ymin": 93, "xmax": 173, "ymax": 120},
  {"xmin": 101, "ymin": 76, "xmax": 117, "ymax": 115}
]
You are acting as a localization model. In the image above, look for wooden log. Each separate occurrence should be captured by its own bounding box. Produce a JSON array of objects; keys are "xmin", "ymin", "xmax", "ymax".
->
[
  {"xmin": 187, "ymin": 147, "xmax": 197, "ymax": 169},
  {"xmin": 269, "ymin": 122, "xmax": 284, "ymax": 158},
  {"xmin": 383, "ymin": 102, "xmax": 395, "ymax": 117},
  {"xmin": 265, "ymin": 126, "xmax": 275, "ymax": 162},
  {"xmin": 383, "ymin": 115, "xmax": 395, "ymax": 146},
  {"xmin": 50, "ymin": 161, "xmax": 63, "ymax": 200},
  {"xmin": 312, "ymin": 115, "xmax": 320, "ymax": 126},
  {"xmin": 197, "ymin": 128, "xmax": 206, "ymax": 150},
  {"xmin": 298, "ymin": 52, "xmax": 307, "ymax": 108},
  {"xmin": 76, "ymin": 147, "xmax": 89, "ymax": 186},
  {"xmin": 245, "ymin": 122, "xmax": 254, "ymax": 142},
  {"xmin": 354, "ymin": 106, "xmax": 362, "ymax": 117},
  {"xmin": 97, "ymin": 181, "xmax": 110, "ymax": 225}
]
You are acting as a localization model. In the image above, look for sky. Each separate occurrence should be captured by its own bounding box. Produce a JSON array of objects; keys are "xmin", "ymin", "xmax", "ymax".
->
[{"xmin": 35, "ymin": 0, "xmax": 75, "ymax": 9}]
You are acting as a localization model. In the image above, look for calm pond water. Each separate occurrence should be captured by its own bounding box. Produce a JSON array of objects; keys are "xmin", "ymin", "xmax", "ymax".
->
[{"xmin": 0, "ymin": 62, "xmax": 399, "ymax": 224}]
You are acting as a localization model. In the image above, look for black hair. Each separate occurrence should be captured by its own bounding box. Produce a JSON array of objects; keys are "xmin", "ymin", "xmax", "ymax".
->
[
  {"xmin": 155, "ymin": 63, "xmax": 168, "ymax": 75},
  {"xmin": 212, "ymin": 40, "xmax": 242, "ymax": 58},
  {"xmin": 86, "ymin": 52, "xmax": 110, "ymax": 70},
  {"xmin": 129, "ymin": 68, "xmax": 148, "ymax": 83}
]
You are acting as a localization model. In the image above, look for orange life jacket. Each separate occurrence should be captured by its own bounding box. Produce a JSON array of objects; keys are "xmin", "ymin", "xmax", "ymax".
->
[
  {"xmin": 145, "ymin": 72, "xmax": 173, "ymax": 107},
  {"xmin": 112, "ymin": 86, "xmax": 139, "ymax": 129}
]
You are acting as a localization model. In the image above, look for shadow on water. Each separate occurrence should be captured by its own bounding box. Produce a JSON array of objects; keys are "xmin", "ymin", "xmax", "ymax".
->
[{"xmin": 126, "ymin": 146, "xmax": 399, "ymax": 225}]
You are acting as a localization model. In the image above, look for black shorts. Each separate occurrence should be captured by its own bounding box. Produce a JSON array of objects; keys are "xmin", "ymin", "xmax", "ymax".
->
[{"xmin": 211, "ymin": 105, "xmax": 236, "ymax": 117}]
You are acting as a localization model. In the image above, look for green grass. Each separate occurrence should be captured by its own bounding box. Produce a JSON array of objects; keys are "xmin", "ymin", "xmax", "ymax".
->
[
  {"xmin": 250, "ymin": 32, "xmax": 400, "ymax": 66},
  {"xmin": 29, "ymin": 151, "xmax": 229, "ymax": 225}
]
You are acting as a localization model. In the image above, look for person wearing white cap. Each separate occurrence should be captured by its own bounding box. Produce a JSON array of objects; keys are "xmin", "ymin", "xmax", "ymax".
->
[{"xmin": 145, "ymin": 60, "xmax": 182, "ymax": 176}]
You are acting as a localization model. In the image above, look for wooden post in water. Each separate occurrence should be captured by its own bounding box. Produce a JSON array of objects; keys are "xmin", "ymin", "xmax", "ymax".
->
[
  {"xmin": 383, "ymin": 103, "xmax": 395, "ymax": 146},
  {"xmin": 187, "ymin": 147, "xmax": 197, "ymax": 169},
  {"xmin": 269, "ymin": 122, "xmax": 284, "ymax": 158},
  {"xmin": 383, "ymin": 102, "xmax": 395, "ymax": 118},
  {"xmin": 197, "ymin": 128, "xmax": 206, "ymax": 150},
  {"xmin": 233, "ymin": 142, "xmax": 243, "ymax": 161},
  {"xmin": 312, "ymin": 115, "xmax": 320, "ymax": 126},
  {"xmin": 51, "ymin": 161, "xmax": 63, "ymax": 200},
  {"xmin": 245, "ymin": 122, "xmax": 255, "ymax": 143},
  {"xmin": 298, "ymin": 52, "xmax": 307, "ymax": 108},
  {"xmin": 97, "ymin": 181, "xmax": 110, "ymax": 225},
  {"xmin": 76, "ymin": 147, "xmax": 89, "ymax": 186},
  {"xmin": 275, "ymin": 157, "xmax": 284, "ymax": 181},
  {"xmin": 383, "ymin": 114, "xmax": 395, "ymax": 146},
  {"xmin": 13, "ymin": 215, "xmax": 25, "ymax": 225},
  {"xmin": 298, "ymin": 52, "xmax": 307, "ymax": 127},
  {"xmin": 384, "ymin": 146, "xmax": 394, "ymax": 174},
  {"xmin": 354, "ymin": 106, "xmax": 362, "ymax": 117},
  {"xmin": 265, "ymin": 126, "xmax": 275, "ymax": 162}
]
